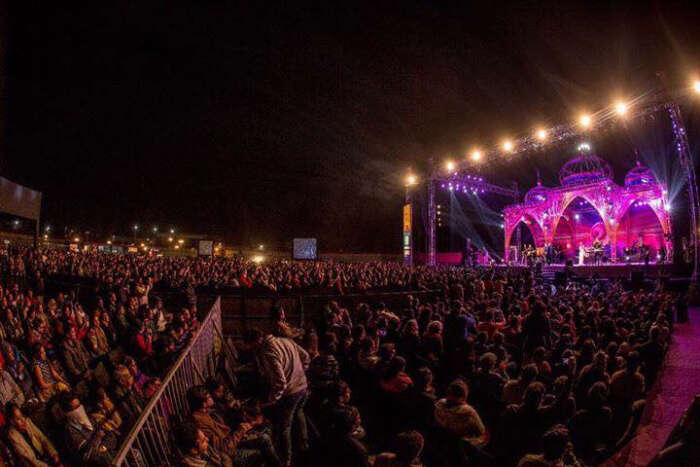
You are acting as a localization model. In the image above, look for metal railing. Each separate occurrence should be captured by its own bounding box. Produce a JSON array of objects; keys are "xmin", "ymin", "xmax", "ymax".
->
[
  {"xmin": 112, "ymin": 297, "xmax": 227, "ymax": 466},
  {"xmin": 219, "ymin": 289, "xmax": 441, "ymax": 337}
]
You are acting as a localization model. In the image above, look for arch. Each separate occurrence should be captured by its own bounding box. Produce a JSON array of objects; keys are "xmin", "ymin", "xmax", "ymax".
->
[
  {"xmin": 506, "ymin": 215, "xmax": 545, "ymax": 248},
  {"xmin": 614, "ymin": 202, "xmax": 668, "ymax": 258},
  {"xmin": 550, "ymin": 193, "xmax": 609, "ymax": 240},
  {"xmin": 551, "ymin": 196, "xmax": 608, "ymax": 262},
  {"xmin": 613, "ymin": 198, "xmax": 670, "ymax": 237}
]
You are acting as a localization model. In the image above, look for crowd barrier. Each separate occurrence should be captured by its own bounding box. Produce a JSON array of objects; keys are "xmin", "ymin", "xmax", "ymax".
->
[
  {"xmin": 112, "ymin": 297, "xmax": 231, "ymax": 466},
  {"xmin": 219, "ymin": 289, "xmax": 440, "ymax": 338}
]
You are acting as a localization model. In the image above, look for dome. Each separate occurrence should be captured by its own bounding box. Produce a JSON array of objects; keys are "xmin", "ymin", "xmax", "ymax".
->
[
  {"xmin": 524, "ymin": 181, "xmax": 550, "ymax": 203},
  {"xmin": 624, "ymin": 161, "xmax": 656, "ymax": 187},
  {"xmin": 559, "ymin": 153, "xmax": 613, "ymax": 186}
]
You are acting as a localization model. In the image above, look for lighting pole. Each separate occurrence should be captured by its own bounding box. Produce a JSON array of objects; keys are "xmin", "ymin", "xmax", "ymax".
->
[
  {"xmin": 667, "ymin": 102, "xmax": 699, "ymax": 281},
  {"xmin": 404, "ymin": 172, "xmax": 418, "ymax": 266},
  {"xmin": 427, "ymin": 158, "xmax": 437, "ymax": 266}
]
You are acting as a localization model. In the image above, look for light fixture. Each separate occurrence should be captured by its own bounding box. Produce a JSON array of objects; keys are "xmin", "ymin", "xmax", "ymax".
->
[
  {"xmin": 579, "ymin": 114, "xmax": 592, "ymax": 128},
  {"xmin": 445, "ymin": 160, "xmax": 455, "ymax": 172},
  {"xmin": 614, "ymin": 101, "xmax": 628, "ymax": 116},
  {"xmin": 471, "ymin": 150, "xmax": 482, "ymax": 161},
  {"xmin": 405, "ymin": 174, "xmax": 417, "ymax": 186},
  {"xmin": 502, "ymin": 140, "xmax": 514, "ymax": 152},
  {"xmin": 693, "ymin": 80, "xmax": 700, "ymax": 94},
  {"xmin": 536, "ymin": 129, "xmax": 547, "ymax": 141}
]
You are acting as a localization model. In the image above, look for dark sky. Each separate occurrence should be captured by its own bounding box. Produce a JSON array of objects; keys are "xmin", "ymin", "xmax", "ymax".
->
[{"xmin": 4, "ymin": 2, "xmax": 700, "ymax": 252}]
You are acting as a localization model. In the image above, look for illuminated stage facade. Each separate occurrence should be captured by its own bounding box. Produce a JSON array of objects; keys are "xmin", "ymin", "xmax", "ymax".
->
[{"xmin": 503, "ymin": 149, "xmax": 672, "ymax": 264}]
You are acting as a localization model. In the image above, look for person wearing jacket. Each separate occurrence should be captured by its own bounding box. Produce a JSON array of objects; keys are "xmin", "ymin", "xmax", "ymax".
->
[{"xmin": 243, "ymin": 328, "xmax": 310, "ymax": 467}]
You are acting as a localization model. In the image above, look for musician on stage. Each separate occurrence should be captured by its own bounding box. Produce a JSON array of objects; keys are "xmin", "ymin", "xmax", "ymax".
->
[{"xmin": 591, "ymin": 238, "xmax": 603, "ymax": 266}]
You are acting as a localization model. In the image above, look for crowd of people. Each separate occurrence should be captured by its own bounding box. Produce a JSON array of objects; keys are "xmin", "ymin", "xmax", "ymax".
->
[
  {"xmin": 0, "ymin": 247, "xmax": 693, "ymax": 466},
  {"xmin": 221, "ymin": 269, "xmax": 688, "ymax": 467},
  {"xmin": 9, "ymin": 248, "xmax": 457, "ymax": 293},
  {"xmin": 0, "ymin": 247, "xmax": 202, "ymax": 466}
]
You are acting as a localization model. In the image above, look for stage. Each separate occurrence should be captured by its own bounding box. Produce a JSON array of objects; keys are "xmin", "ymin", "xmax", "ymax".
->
[{"xmin": 496, "ymin": 262, "xmax": 673, "ymax": 279}]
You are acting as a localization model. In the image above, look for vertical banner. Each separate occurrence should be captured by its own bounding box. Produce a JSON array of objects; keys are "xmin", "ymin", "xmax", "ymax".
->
[{"xmin": 403, "ymin": 203, "xmax": 412, "ymax": 263}]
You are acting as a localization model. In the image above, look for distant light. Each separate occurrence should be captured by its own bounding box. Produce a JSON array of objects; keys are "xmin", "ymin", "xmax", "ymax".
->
[
  {"xmin": 536, "ymin": 129, "xmax": 547, "ymax": 141},
  {"xmin": 74, "ymin": 237, "xmax": 80, "ymax": 242},
  {"xmin": 13, "ymin": 220, "xmax": 19, "ymax": 226},
  {"xmin": 178, "ymin": 239, "xmax": 185, "ymax": 244},
  {"xmin": 107, "ymin": 240, "xmax": 112, "ymax": 245},
  {"xmin": 577, "ymin": 142, "xmax": 591, "ymax": 152},
  {"xmin": 174, "ymin": 245, "xmax": 180, "ymax": 250},
  {"xmin": 579, "ymin": 114, "xmax": 592, "ymax": 128},
  {"xmin": 252, "ymin": 255, "xmax": 264, "ymax": 264},
  {"xmin": 152, "ymin": 226, "xmax": 158, "ymax": 233},
  {"xmin": 133, "ymin": 224, "xmax": 139, "ymax": 231},
  {"xmin": 140, "ymin": 243, "xmax": 145, "ymax": 247},
  {"xmin": 168, "ymin": 237, "xmax": 173, "ymax": 242},
  {"xmin": 502, "ymin": 140, "xmax": 514, "ymax": 152},
  {"xmin": 694, "ymin": 80, "xmax": 700, "ymax": 94},
  {"xmin": 170, "ymin": 228, "xmax": 175, "ymax": 234},
  {"xmin": 665, "ymin": 204, "xmax": 671, "ymax": 212},
  {"xmin": 566, "ymin": 243, "xmax": 571, "ymax": 249},
  {"xmin": 259, "ymin": 244, "xmax": 264, "ymax": 250},
  {"xmin": 43, "ymin": 234, "xmax": 48, "ymax": 240},
  {"xmin": 405, "ymin": 174, "xmax": 418, "ymax": 186},
  {"xmin": 471, "ymin": 150, "xmax": 482, "ymax": 162},
  {"xmin": 445, "ymin": 160, "xmax": 455, "ymax": 172},
  {"xmin": 625, "ymin": 256, "xmax": 630, "ymax": 261},
  {"xmin": 574, "ymin": 214, "xmax": 580, "ymax": 220},
  {"xmin": 45, "ymin": 225, "xmax": 51, "ymax": 232},
  {"xmin": 614, "ymin": 101, "xmax": 628, "ymax": 116},
  {"xmin": 609, "ymin": 218, "xmax": 615, "ymax": 224}
]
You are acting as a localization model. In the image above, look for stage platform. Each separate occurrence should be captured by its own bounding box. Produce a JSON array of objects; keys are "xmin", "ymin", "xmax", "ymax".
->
[{"xmin": 496, "ymin": 262, "xmax": 673, "ymax": 279}]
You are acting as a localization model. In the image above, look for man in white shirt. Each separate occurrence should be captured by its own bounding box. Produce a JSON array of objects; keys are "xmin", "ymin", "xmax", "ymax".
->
[{"xmin": 243, "ymin": 328, "xmax": 310, "ymax": 467}]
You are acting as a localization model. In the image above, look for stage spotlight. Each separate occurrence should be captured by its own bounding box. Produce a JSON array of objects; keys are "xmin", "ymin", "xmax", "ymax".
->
[
  {"xmin": 471, "ymin": 150, "xmax": 482, "ymax": 162},
  {"xmin": 574, "ymin": 214, "xmax": 580, "ymax": 221},
  {"xmin": 502, "ymin": 140, "xmax": 514, "ymax": 152},
  {"xmin": 536, "ymin": 129, "xmax": 547, "ymax": 141},
  {"xmin": 614, "ymin": 101, "xmax": 628, "ymax": 116},
  {"xmin": 445, "ymin": 160, "xmax": 455, "ymax": 172},
  {"xmin": 405, "ymin": 174, "xmax": 417, "ymax": 186},
  {"xmin": 694, "ymin": 80, "xmax": 700, "ymax": 94},
  {"xmin": 579, "ymin": 114, "xmax": 592, "ymax": 128}
]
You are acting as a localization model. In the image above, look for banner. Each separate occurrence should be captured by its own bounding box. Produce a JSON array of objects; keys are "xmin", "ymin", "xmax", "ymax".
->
[{"xmin": 403, "ymin": 204, "xmax": 412, "ymax": 260}]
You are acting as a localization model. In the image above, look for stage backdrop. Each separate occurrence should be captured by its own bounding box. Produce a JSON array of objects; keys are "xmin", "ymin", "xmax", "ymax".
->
[{"xmin": 0, "ymin": 177, "xmax": 42, "ymax": 220}]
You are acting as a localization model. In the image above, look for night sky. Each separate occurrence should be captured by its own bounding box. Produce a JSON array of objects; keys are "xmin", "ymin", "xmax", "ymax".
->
[{"xmin": 4, "ymin": 2, "xmax": 700, "ymax": 252}]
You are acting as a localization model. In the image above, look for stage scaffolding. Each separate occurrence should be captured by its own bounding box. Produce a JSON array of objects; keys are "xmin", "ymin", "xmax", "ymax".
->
[{"xmin": 407, "ymin": 90, "xmax": 699, "ymax": 279}]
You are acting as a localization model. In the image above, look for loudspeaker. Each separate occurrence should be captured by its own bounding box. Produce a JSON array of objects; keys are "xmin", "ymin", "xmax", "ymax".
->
[
  {"xmin": 630, "ymin": 270, "xmax": 645, "ymax": 284},
  {"xmin": 554, "ymin": 272, "xmax": 567, "ymax": 285}
]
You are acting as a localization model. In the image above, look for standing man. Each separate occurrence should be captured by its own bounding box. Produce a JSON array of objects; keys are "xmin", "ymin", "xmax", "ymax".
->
[{"xmin": 243, "ymin": 328, "xmax": 310, "ymax": 467}]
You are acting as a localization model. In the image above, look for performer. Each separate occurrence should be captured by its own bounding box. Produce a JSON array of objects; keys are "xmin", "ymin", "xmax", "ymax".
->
[
  {"xmin": 578, "ymin": 242, "xmax": 585, "ymax": 266},
  {"xmin": 591, "ymin": 238, "xmax": 603, "ymax": 266},
  {"xmin": 641, "ymin": 241, "xmax": 650, "ymax": 266},
  {"xmin": 658, "ymin": 244, "xmax": 667, "ymax": 264},
  {"xmin": 545, "ymin": 242, "xmax": 553, "ymax": 265}
]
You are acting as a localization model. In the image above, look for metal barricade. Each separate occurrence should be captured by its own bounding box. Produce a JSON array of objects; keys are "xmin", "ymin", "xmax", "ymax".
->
[{"xmin": 112, "ymin": 297, "xmax": 227, "ymax": 466}]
